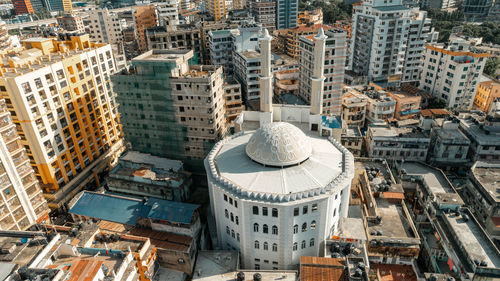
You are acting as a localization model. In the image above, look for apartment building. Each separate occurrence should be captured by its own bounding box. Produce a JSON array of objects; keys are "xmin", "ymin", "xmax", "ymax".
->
[
  {"xmin": 463, "ymin": 0, "xmax": 494, "ymax": 21},
  {"xmin": 459, "ymin": 111, "xmax": 500, "ymax": 162},
  {"xmin": 386, "ymin": 86, "xmax": 421, "ymax": 120},
  {"xmin": 276, "ymin": 0, "xmax": 297, "ymax": 29},
  {"xmin": 234, "ymin": 51, "xmax": 261, "ymax": 102},
  {"xmin": 349, "ymin": 0, "xmax": 435, "ymax": 85},
  {"xmin": 145, "ymin": 25, "xmax": 203, "ymax": 64},
  {"xmin": 366, "ymin": 91, "xmax": 396, "ymax": 124},
  {"xmin": 206, "ymin": 0, "xmax": 226, "ymax": 22},
  {"xmin": 274, "ymin": 24, "xmax": 330, "ymax": 58},
  {"xmin": 0, "ymin": 35, "xmax": 123, "ymax": 209},
  {"xmin": 274, "ymin": 69, "xmax": 298, "ymax": 98},
  {"xmin": 248, "ymin": 0, "xmax": 276, "ymax": 31},
  {"xmin": 134, "ymin": 5, "xmax": 157, "ymax": 53},
  {"xmin": 223, "ymin": 79, "xmax": 244, "ymax": 123},
  {"xmin": 298, "ymin": 9, "xmax": 322, "ymax": 26},
  {"xmin": 420, "ymin": 0, "xmax": 456, "ymax": 9},
  {"xmin": 420, "ymin": 37, "xmax": 489, "ymax": 109},
  {"xmin": 86, "ymin": 9, "xmax": 123, "ymax": 45},
  {"xmin": 56, "ymin": 13, "xmax": 85, "ymax": 33},
  {"xmin": 12, "ymin": 0, "xmax": 34, "ymax": 14},
  {"xmin": 0, "ymin": 99, "xmax": 49, "ymax": 230},
  {"xmin": 473, "ymin": 80, "xmax": 500, "ymax": 113},
  {"xmin": 428, "ymin": 118, "xmax": 471, "ymax": 166},
  {"xmin": 298, "ymin": 29, "xmax": 347, "ymax": 115},
  {"xmin": 156, "ymin": 0, "xmax": 179, "ymax": 26},
  {"xmin": 366, "ymin": 126, "xmax": 429, "ymax": 161},
  {"xmin": 342, "ymin": 89, "xmax": 367, "ymax": 128},
  {"xmin": 111, "ymin": 50, "xmax": 228, "ymax": 171}
]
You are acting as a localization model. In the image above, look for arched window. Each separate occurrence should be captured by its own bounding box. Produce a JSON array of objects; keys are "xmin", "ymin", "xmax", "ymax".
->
[
  {"xmin": 302, "ymin": 222, "xmax": 307, "ymax": 232},
  {"xmin": 235, "ymin": 216, "xmax": 239, "ymax": 225},
  {"xmin": 310, "ymin": 238, "xmax": 315, "ymax": 247},
  {"xmin": 237, "ymin": 233, "xmax": 240, "ymax": 241},
  {"xmin": 293, "ymin": 242, "xmax": 297, "ymax": 251},
  {"xmin": 225, "ymin": 209, "xmax": 228, "ymax": 218},
  {"xmin": 293, "ymin": 224, "xmax": 298, "ymax": 234},
  {"xmin": 310, "ymin": 220, "xmax": 316, "ymax": 230},
  {"xmin": 253, "ymin": 206, "xmax": 259, "ymax": 215},
  {"xmin": 272, "ymin": 225, "xmax": 278, "ymax": 235},
  {"xmin": 254, "ymin": 240, "xmax": 259, "ymax": 249},
  {"xmin": 263, "ymin": 242, "xmax": 268, "ymax": 250},
  {"xmin": 301, "ymin": 240, "xmax": 306, "ymax": 249},
  {"xmin": 230, "ymin": 213, "xmax": 234, "ymax": 222},
  {"xmin": 272, "ymin": 243, "xmax": 277, "ymax": 252},
  {"xmin": 272, "ymin": 208, "xmax": 278, "ymax": 217},
  {"xmin": 254, "ymin": 223, "xmax": 259, "ymax": 232},
  {"xmin": 226, "ymin": 226, "xmax": 230, "ymax": 234},
  {"xmin": 231, "ymin": 230, "xmax": 235, "ymax": 238},
  {"xmin": 263, "ymin": 224, "xmax": 269, "ymax": 234}
]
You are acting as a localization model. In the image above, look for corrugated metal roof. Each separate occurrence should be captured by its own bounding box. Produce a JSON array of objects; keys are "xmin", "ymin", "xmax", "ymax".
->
[{"xmin": 69, "ymin": 192, "xmax": 199, "ymax": 226}]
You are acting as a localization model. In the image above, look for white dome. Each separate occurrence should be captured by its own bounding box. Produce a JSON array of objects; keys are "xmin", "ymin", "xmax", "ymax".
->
[{"xmin": 245, "ymin": 122, "xmax": 312, "ymax": 167}]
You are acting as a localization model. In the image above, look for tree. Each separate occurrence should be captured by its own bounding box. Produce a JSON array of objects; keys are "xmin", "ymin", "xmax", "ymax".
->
[
  {"xmin": 484, "ymin": 57, "xmax": 500, "ymax": 76},
  {"xmin": 299, "ymin": 0, "xmax": 352, "ymax": 23}
]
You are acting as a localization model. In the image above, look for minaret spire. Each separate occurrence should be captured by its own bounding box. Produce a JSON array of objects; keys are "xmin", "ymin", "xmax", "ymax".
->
[
  {"xmin": 310, "ymin": 28, "xmax": 327, "ymax": 115},
  {"xmin": 259, "ymin": 28, "xmax": 273, "ymax": 113}
]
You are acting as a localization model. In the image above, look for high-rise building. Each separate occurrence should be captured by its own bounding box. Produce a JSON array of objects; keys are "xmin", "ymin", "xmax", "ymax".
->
[
  {"xmin": 298, "ymin": 29, "xmax": 347, "ymax": 115},
  {"xmin": 146, "ymin": 25, "xmax": 203, "ymax": 64},
  {"xmin": 349, "ymin": 0, "xmax": 435, "ymax": 85},
  {"xmin": 12, "ymin": 0, "xmax": 34, "ymax": 14},
  {"xmin": 205, "ymin": 28, "xmax": 354, "ymax": 270},
  {"xmin": 0, "ymin": 99, "xmax": 50, "ymax": 230},
  {"xmin": 111, "ymin": 50, "xmax": 228, "ymax": 171},
  {"xmin": 276, "ymin": 0, "xmax": 297, "ymax": 29},
  {"xmin": 249, "ymin": 0, "xmax": 276, "ymax": 31},
  {"xmin": 474, "ymin": 80, "xmax": 500, "ymax": 113},
  {"xmin": 57, "ymin": 13, "xmax": 85, "ymax": 33},
  {"xmin": 156, "ymin": 0, "xmax": 179, "ymax": 26},
  {"xmin": 206, "ymin": 0, "xmax": 226, "ymax": 22},
  {"xmin": 0, "ymin": 35, "xmax": 124, "ymax": 209},
  {"xmin": 133, "ymin": 5, "xmax": 157, "ymax": 52},
  {"xmin": 86, "ymin": 9, "xmax": 123, "ymax": 45},
  {"xmin": 274, "ymin": 24, "xmax": 330, "ymax": 58},
  {"xmin": 464, "ymin": 0, "xmax": 494, "ymax": 21},
  {"xmin": 420, "ymin": 37, "xmax": 489, "ymax": 109},
  {"xmin": 44, "ymin": 0, "xmax": 72, "ymax": 12}
]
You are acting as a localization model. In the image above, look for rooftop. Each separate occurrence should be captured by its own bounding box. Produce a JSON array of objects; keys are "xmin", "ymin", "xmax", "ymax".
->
[
  {"xmin": 369, "ymin": 126, "xmax": 427, "ymax": 139},
  {"xmin": 443, "ymin": 211, "xmax": 500, "ymax": 269},
  {"xmin": 370, "ymin": 264, "xmax": 417, "ymax": 281},
  {"xmin": 69, "ymin": 191, "xmax": 199, "ymax": 226},
  {"xmin": 460, "ymin": 116, "xmax": 500, "ymax": 145},
  {"xmin": 132, "ymin": 49, "xmax": 193, "ymax": 62},
  {"xmin": 400, "ymin": 162, "xmax": 455, "ymax": 195},
  {"xmin": 373, "ymin": 5, "xmax": 409, "ymax": 11},
  {"xmin": 420, "ymin": 109, "xmax": 451, "ymax": 118},
  {"xmin": 435, "ymin": 127, "xmax": 470, "ymax": 143},
  {"xmin": 120, "ymin": 151, "xmax": 183, "ymax": 171},
  {"xmin": 192, "ymin": 251, "xmax": 238, "ymax": 280},
  {"xmin": 471, "ymin": 161, "xmax": 500, "ymax": 203},
  {"xmin": 300, "ymin": 256, "xmax": 347, "ymax": 281}
]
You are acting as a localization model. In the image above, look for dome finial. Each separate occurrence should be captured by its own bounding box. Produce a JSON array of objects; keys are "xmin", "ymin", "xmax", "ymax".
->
[{"xmin": 314, "ymin": 27, "xmax": 327, "ymax": 40}]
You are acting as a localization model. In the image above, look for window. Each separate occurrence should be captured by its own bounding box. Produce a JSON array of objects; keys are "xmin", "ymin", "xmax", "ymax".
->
[
  {"xmin": 272, "ymin": 243, "xmax": 277, "ymax": 252},
  {"xmin": 230, "ymin": 213, "xmax": 234, "ymax": 222},
  {"xmin": 263, "ymin": 224, "xmax": 268, "ymax": 234},
  {"xmin": 272, "ymin": 225, "xmax": 278, "ymax": 235},
  {"xmin": 237, "ymin": 233, "xmax": 240, "ymax": 241},
  {"xmin": 263, "ymin": 242, "xmax": 268, "ymax": 250},
  {"xmin": 226, "ymin": 226, "xmax": 230, "ymax": 235},
  {"xmin": 235, "ymin": 216, "xmax": 239, "ymax": 225},
  {"xmin": 225, "ymin": 209, "xmax": 228, "ymax": 218},
  {"xmin": 301, "ymin": 240, "xmax": 306, "ymax": 249},
  {"xmin": 312, "ymin": 204, "xmax": 318, "ymax": 212},
  {"xmin": 272, "ymin": 208, "xmax": 278, "ymax": 217},
  {"xmin": 253, "ymin": 206, "xmax": 259, "ymax": 215},
  {"xmin": 234, "ymin": 201, "xmax": 238, "ymax": 208},
  {"xmin": 302, "ymin": 223, "xmax": 307, "ymax": 232},
  {"xmin": 294, "ymin": 207, "xmax": 299, "ymax": 216},
  {"xmin": 310, "ymin": 238, "xmax": 315, "ymax": 247},
  {"xmin": 310, "ymin": 220, "xmax": 316, "ymax": 230},
  {"xmin": 231, "ymin": 230, "xmax": 235, "ymax": 238},
  {"xmin": 254, "ymin": 240, "xmax": 259, "ymax": 249},
  {"xmin": 303, "ymin": 206, "xmax": 308, "ymax": 214},
  {"xmin": 254, "ymin": 223, "xmax": 259, "ymax": 232},
  {"xmin": 229, "ymin": 198, "xmax": 233, "ymax": 205},
  {"xmin": 293, "ymin": 242, "xmax": 297, "ymax": 251},
  {"xmin": 262, "ymin": 207, "xmax": 268, "ymax": 216},
  {"xmin": 223, "ymin": 194, "xmax": 228, "ymax": 201},
  {"xmin": 293, "ymin": 224, "xmax": 298, "ymax": 234}
]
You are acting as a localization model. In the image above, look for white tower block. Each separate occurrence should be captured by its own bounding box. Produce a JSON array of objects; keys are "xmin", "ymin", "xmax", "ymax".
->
[
  {"xmin": 310, "ymin": 28, "xmax": 327, "ymax": 115},
  {"xmin": 259, "ymin": 28, "xmax": 273, "ymax": 113}
]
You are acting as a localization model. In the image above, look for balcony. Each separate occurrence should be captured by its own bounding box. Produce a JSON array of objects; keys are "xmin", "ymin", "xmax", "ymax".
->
[{"xmin": 2, "ymin": 128, "xmax": 18, "ymax": 144}]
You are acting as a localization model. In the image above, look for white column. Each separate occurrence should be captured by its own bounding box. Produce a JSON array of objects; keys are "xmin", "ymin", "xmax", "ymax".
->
[
  {"xmin": 259, "ymin": 28, "xmax": 273, "ymax": 113},
  {"xmin": 310, "ymin": 28, "xmax": 327, "ymax": 115}
]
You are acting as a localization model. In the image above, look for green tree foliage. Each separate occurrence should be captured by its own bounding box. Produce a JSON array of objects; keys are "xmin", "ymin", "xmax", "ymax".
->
[
  {"xmin": 299, "ymin": 0, "xmax": 352, "ymax": 23},
  {"xmin": 428, "ymin": 97, "xmax": 448, "ymax": 109},
  {"xmin": 423, "ymin": 8, "xmax": 500, "ymax": 44},
  {"xmin": 484, "ymin": 57, "xmax": 500, "ymax": 76}
]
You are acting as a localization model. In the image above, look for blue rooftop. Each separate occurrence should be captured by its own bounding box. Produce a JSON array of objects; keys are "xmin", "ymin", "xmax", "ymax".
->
[
  {"xmin": 321, "ymin": 115, "xmax": 342, "ymax": 129},
  {"xmin": 69, "ymin": 192, "xmax": 199, "ymax": 226}
]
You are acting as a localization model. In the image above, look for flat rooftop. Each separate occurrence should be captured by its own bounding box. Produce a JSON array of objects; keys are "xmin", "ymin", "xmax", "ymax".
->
[
  {"xmin": 192, "ymin": 251, "xmax": 238, "ymax": 280},
  {"xmin": 460, "ymin": 117, "xmax": 500, "ymax": 145},
  {"xmin": 444, "ymin": 212, "xmax": 500, "ymax": 269},
  {"xmin": 435, "ymin": 127, "xmax": 470, "ymax": 143},
  {"xmin": 400, "ymin": 162, "xmax": 455, "ymax": 194},
  {"xmin": 471, "ymin": 162, "xmax": 500, "ymax": 203},
  {"xmin": 132, "ymin": 49, "xmax": 192, "ymax": 62},
  {"xmin": 368, "ymin": 200, "xmax": 415, "ymax": 239},
  {"xmin": 300, "ymin": 256, "xmax": 346, "ymax": 281},
  {"xmin": 337, "ymin": 218, "xmax": 366, "ymax": 241},
  {"xmin": 369, "ymin": 126, "xmax": 427, "ymax": 139},
  {"xmin": 120, "ymin": 151, "xmax": 183, "ymax": 172}
]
